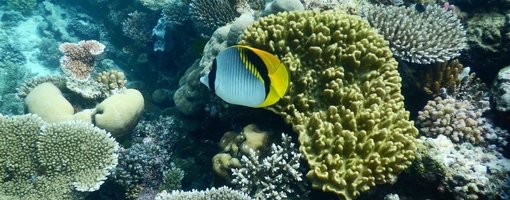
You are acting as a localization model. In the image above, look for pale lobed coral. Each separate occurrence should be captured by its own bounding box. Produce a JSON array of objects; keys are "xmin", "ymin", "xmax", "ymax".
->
[
  {"xmin": 0, "ymin": 114, "xmax": 119, "ymax": 199},
  {"xmin": 59, "ymin": 40, "xmax": 105, "ymax": 80},
  {"xmin": 417, "ymin": 96, "xmax": 484, "ymax": 144},
  {"xmin": 361, "ymin": 4, "xmax": 467, "ymax": 64},
  {"xmin": 231, "ymin": 133, "xmax": 308, "ymax": 200},
  {"xmin": 155, "ymin": 186, "xmax": 253, "ymax": 200},
  {"xmin": 95, "ymin": 69, "xmax": 127, "ymax": 95}
]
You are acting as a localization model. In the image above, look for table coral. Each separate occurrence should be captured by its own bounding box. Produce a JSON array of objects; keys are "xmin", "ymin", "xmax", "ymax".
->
[{"xmin": 239, "ymin": 11, "xmax": 418, "ymax": 199}]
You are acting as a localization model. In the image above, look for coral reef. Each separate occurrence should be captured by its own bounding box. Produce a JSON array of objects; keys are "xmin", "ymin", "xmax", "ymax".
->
[
  {"xmin": 16, "ymin": 75, "xmax": 66, "ymax": 99},
  {"xmin": 122, "ymin": 11, "xmax": 153, "ymax": 47},
  {"xmin": 421, "ymin": 59, "xmax": 464, "ymax": 96},
  {"xmin": 93, "ymin": 89, "xmax": 144, "ymax": 138},
  {"xmin": 65, "ymin": 77, "xmax": 108, "ymax": 100},
  {"xmin": 492, "ymin": 66, "xmax": 510, "ymax": 113},
  {"xmin": 0, "ymin": 114, "xmax": 119, "ymax": 199},
  {"xmin": 155, "ymin": 186, "xmax": 253, "ymax": 200},
  {"xmin": 59, "ymin": 40, "xmax": 106, "ymax": 80},
  {"xmin": 262, "ymin": 0, "xmax": 305, "ymax": 16},
  {"xmin": 138, "ymin": 0, "xmax": 174, "ymax": 11},
  {"xmin": 231, "ymin": 133, "xmax": 309, "ymax": 200},
  {"xmin": 174, "ymin": 60, "xmax": 209, "ymax": 116},
  {"xmin": 24, "ymin": 82, "xmax": 75, "ymax": 123},
  {"xmin": 6, "ymin": 0, "xmax": 37, "ymax": 14},
  {"xmin": 361, "ymin": 4, "xmax": 467, "ymax": 64},
  {"xmin": 95, "ymin": 69, "xmax": 127, "ymax": 95},
  {"xmin": 417, "ymin": 96, "xmax": 484, "ymax": 144},
  {"xmin": 239, "ymin": 11, "xmax": 418, "ymax": 199},
  {"xmin": 418, "ymin": 135, "xmax": 510, "ymax": 200},
  {"xmin": 213, "ymin": 124, "xmax": 271, "ymax": 178},
  {"xmin": 457, "ymin": 10, "xmax": 510, "ymax": 83},
  {"xmin": 189, "ymin": 0, "xmax": 240, "ymax": 32},
  {"xmin": 113, "ymin": 116, "xmax": 184, "ymax": 198}
]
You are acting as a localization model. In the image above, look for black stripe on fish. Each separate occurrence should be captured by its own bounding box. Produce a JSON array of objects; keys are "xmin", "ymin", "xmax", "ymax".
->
[
  {"xmin": 209, "ymin": 58, "xmax": 217, "ymax": 94},
  {"xmin": 243, "ymin": 48, "xmax": 270, "ymax": 98}
]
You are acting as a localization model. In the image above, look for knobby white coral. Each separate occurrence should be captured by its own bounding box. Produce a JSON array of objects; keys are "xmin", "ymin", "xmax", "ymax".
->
[{"xmin": 231, "ymin": 133, "xmax": 308, "ymax": 200}]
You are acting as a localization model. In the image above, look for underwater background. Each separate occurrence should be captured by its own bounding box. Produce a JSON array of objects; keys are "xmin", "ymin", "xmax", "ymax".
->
[{"xmin": 0, "ymin": 0, "xmax": 509, "ymax": 199}]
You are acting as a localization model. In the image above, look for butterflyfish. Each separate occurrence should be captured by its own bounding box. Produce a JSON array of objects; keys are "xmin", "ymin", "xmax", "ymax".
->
[{"xmin": 200, "ymin": 45, "xmax": 289, "ymax": 108}]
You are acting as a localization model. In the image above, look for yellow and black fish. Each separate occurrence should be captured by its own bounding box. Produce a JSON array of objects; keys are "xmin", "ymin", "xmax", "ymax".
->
[{"xmin": 200, "ymin": 45, "xmax": 289, "ymax": 108}]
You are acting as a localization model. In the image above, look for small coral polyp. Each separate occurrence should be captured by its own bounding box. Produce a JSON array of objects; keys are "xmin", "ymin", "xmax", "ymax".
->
[{"xmin": 240, "ymin": 11, "xmax": 418, "ymax": 199}]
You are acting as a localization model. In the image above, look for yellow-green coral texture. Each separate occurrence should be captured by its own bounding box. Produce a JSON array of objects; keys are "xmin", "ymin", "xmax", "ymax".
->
[{"xmin": 240, "ymin": 11, "xmax": 418, "ymax": 199}]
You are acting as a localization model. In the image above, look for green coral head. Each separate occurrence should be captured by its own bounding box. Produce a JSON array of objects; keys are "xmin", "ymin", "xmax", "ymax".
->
[{"xmin": 240, "ymin": 10, "xmax": 418, "ymax": 200}]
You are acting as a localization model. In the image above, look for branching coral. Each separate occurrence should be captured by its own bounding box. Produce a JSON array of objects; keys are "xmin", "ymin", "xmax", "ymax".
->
[
  {"xmin": 59, "ymin": 40, "xmax": 105, "ymax": 80},
  {"xmin": 361, "ymin": 4, "xmax": 467, "ymax": 64},
  {"xmin": 0, "ymin": 114, "xmax": 119, "ymax": 199},
  {"xmin": 155, "ymin": 186, "xmax": 253, "ymax": 200},
  {"xmin": 239, "ymin": 11, "xmax": 418, "ymax": 199},
  {"xmin": 231, "ymin": 133, "xmax": 309, "ymax": 200}
]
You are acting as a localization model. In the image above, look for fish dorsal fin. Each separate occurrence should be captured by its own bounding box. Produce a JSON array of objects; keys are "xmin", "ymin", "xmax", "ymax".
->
[{"xmin": 238, "ymin": 45, "xmax": 290, "ymax": 107}]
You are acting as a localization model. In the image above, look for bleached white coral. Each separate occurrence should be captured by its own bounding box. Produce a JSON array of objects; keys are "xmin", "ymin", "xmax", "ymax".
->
[
  {"xmin": 231, "ymin": 133, "xmax": 308, "ymax": 200},
  {"xmin": 155, "ymin": 186, "xmax": 252, "ymax": 200}
]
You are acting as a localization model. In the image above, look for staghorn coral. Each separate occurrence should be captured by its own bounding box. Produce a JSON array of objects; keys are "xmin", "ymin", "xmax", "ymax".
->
[
  {"xmin": 417, "ymin": 96, "xmax": 484, "ymax": 144},
  {"xmin": 59, "ymin": 40, "xmax": 105, "ymax": 80},
  {"xmin": 361, "ymin": 4, "xmax": 467, "ymax": 64},
  {"xmin": 239, "ymin": 11, "xmax": 418, "ymax": 199},
  {"xmin": 231, "ymin": 133, "xmax": 309, "ymax": 200},
  {"xmin": 421, "ymin": 59, "xmax": 464, "ymax": 96},
  {"xmin": 189, "ymin": 0, "xmax": 240, "ymax": 32},
  {"xmin": 0, "ymin": 114, "xmax": 118, "ymax": 199},
  {"xmin": 155, "ymin": 186, "xmax": 253, "ymax": 200}
]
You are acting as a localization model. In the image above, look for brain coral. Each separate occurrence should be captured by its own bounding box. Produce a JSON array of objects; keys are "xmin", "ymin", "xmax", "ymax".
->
[
  {"xmin": 239, "ymin": 11, "xmax": 418, "ymax": 199},
  {"xmin": 0, "ymin": 114, "xmax": 119, "ymax": 199}
]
